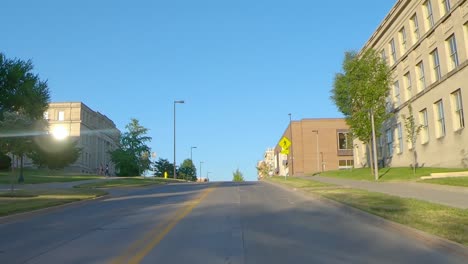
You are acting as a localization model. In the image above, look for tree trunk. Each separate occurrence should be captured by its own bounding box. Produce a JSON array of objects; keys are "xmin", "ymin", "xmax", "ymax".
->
[
  {"xmin": 18, "ymin": 154, "xmax": 24, "ymax": 183},
  {"xmin": 413, "ymin": 150, "xmax": 417, "ymax": 177},
  {"xmin": 10, "ymin": 155, "xmax": 15, "ymax": 192},
  {"xmin": 368, "ymin": 140, "xmax": 374, "ymax": 176}
]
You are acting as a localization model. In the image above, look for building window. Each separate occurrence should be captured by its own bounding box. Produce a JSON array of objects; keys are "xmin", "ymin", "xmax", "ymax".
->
[
  {"xmin": 43, "ymin": 112, "xmax": 49, "ymax": 120},
  {"xmin": 424, "ymin": 0, "xmax": 434, "ymax": 29},
  {"xmin": 58, "ymin": 111, "xmax": 65, "ymax": 121},
  {"xmin": 404, "ymin": 72, "xmax": 412, "ymax": 101},
  {"xmin": 441, "ymin": 0, "xmax": 450, "ymax": 15},
  {"xmin": 386, "ymin": 129, "xmax": 394, "ymax": 157},
  {"xmin": 399, "ymin": 27, "xmax": 407, "ymax": 52},
  {"xmin": 338, "ymin": 160, "xmax": 354, "ymax": 169},
  {"xmin": 452, "ymin": 89, "xmax": 464, "ymax": 130},
  {"xmin": 416, "ymin": 61, "xmax": 426, "ymax": 92},
  {"xmin": 394, "ymin": 81, "xmax": 401, "ymax": 107},
  {"xmin": 338, "ymin": 132, "xmax": 353, "ymax": 150},
  {"xmin": 420, "ymin": 109, "xmax": 429, "ymax": 144},
  {"xmin": 397, "ymin": 123, "xmax": 403, "ymax": 154},
  {"xmin": 430, "ymin": 49, "xmax": 441, "ymax": 82},
  {"xmin": 381, "ymin": 49, "xmax": 387, "ymax": 63},
  {"xmin": 390, "ymin": 38, "xmax": 397, "ymax": 63},
  {"xmin": 447, "ymin": 34, "xmax": 459, "ymax": 70},
  {"xmin": 435, "ymin": 100, "xmax": 446, "ymax": 138},
  {"xmin": 411, "ymin": 14, "xmax": 420, "ymax": 41}
]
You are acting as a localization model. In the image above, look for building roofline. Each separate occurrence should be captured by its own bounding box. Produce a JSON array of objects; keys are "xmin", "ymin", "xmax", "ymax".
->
[{"xmin": 361, "ymin": 0, "xmax": 407, "ymax": 52}]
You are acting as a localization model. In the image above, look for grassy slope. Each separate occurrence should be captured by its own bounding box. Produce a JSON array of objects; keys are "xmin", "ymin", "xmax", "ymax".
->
[
  {"xmin": 266, "ymin": 176, "xmax": 468, "ymax": 246},
  {"xmin": 0, "ymin": 169, "xmax": 102, "ymax": 184},
  {"xmin": 420, "ymin": 177, "xmax": 468, "ymax": 187},
  {"xmin": 319, "ymin": 167, "xmax": 467, "ymax": 181}
]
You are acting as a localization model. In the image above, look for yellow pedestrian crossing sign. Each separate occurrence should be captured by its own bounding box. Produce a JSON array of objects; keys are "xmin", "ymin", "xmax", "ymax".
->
[
  {"xmin": 279, "ymin": 137, "xmax": 291, "ymax": 150},
  {"xmin": 280, "ymin": 148, "xmax": 290, "ymax": 155}
]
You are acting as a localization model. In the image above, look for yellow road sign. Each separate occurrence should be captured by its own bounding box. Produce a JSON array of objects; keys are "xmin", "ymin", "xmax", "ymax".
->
[
  {"xmin": 279, "ymin": 137, "xmax": 291, "ymax": 150},
  {"xmin": 280, "ymin": 148, "xmax": 290, "ymax": 155}
]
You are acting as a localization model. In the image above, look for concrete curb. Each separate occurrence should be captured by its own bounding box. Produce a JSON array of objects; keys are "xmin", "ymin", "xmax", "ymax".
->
[{"xmin": 263, "ymin": 179, "xmax": 468, "ymax": 260}]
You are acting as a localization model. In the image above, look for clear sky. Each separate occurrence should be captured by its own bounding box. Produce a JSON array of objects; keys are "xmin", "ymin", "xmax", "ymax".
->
[{"xmin": 2, "ymin": 0, "xmax": 396, "ymax": 181}]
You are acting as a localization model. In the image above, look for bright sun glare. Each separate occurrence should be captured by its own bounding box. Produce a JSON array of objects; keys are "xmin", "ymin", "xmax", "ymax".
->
[{"xmin": 52, "ymin": 126, "xmax": 68, "ymax": 140}]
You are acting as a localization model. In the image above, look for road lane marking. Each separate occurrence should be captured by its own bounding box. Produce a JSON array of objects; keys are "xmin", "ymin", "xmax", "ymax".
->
[{"xmin": 110, "ymin": 185, "xmax": 217, "ymax": 264}]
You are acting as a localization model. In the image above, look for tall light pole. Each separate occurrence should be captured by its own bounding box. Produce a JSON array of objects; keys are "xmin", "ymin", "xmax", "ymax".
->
[
  {"xmin": 312, "ymin": 130, "xmax": 320, "ymax": 174},
  {"xmin": 190, "ymin": 146, "xmax": 197, "ymax": 162},
  {"xmin": 199, "ymin": 161, "xmax": 204, "ymax": 182},
  {"xmin": 174, "ymin": 100, "xmax": 185, "ymax": 179},
  {"xmin": 288, "ymin": 113, "xmax": 294, "ymax": 177},
  {"xmin": 207, "ymin": 171, "xmax": 212, "ymax": 182}
]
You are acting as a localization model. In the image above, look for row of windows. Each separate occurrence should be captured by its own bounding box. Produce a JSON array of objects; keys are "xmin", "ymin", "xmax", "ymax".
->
[
  {"xmin": 383, "ymin": 0, "xmax": 456, "ymax": 65},
  {"xmin": 390, "ymin": 32, "xmax": 464, "ymax": 107},
  {"xmin": 43, "ymin": 111, "xmax": 65, "ymax": 121},
  {"xmin": 385, "ymin": 88, "xmax": 464, "ymax": 156}
]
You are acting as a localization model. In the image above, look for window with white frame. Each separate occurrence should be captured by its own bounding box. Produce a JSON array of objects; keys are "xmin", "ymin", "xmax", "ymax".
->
[
  {"xmin": 435, "ymin": 100, "xmax": 446, "ymax": 138},
  {"xmin": 386, "ymin": 129, "xmax": 394, "ymax": 157},
  {"xmin": 416, "ymin": 61, "xmax": 426, "ymax": 92},
  {"xmin": 447, "ymin": 34, "xmax": 459, "ymax": 70},
  {"xmin": 394, "ymin": 81, "xmax": 401, "ymax": 107},
  {"xmin": 399, "ymin": 27, "xmax": 407, "ymax": 52},
  {"xmin": 390, "ymin": 38, "xmax": 397, "ymax": 63},
  {"xmin": 441, "ymin": 0, "xmax": 450, "ymax": 15},
  {"xmin": 404, "ymin": 72, "xmax": 412, "ymax": 101},
  {"xmin": 419, "ymin": 109, "xmax": 429, "ymax": 144},
  {"xmin": 397, "ymin": 123, "xmax": 403, "ymax": 154},
  {"xmin": 411, "ymin": 14, "xmax": 420, "ymax": 41},
  {"xmin": 424, "ymin": 0, "xmax": 434, "ymax": 29},
  {"xmin": 452, "ymin": 89, "xmax": 464, "ymax": 130},
  {"xmin": 43, "ymin": 111, "xmax": 49, "ymax": 120},
  {"xmin": 381, "ymin": 49, "xmax": 387, "ymax": 63},
  {"xmin": 338, "ymin": 132, "xmax": 353, "ymax": 150},
  {"xmin": 430, "ymin": 49, "xmax": 441, "ymax": 82},
  {"xmin": 58, "ymin": 111, "xmax": 65, "ymax": 121}
]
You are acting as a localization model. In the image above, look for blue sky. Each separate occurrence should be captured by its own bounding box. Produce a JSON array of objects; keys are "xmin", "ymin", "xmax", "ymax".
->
[{"xmin": 2, "ymin": 0, "xmax": 395, "ymax": 181}]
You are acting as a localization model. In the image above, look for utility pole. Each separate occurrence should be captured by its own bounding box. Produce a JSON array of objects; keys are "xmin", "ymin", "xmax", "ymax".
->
[{"xmin": 370, "ymin": 109, "xmax": 379, "ymax": 180}]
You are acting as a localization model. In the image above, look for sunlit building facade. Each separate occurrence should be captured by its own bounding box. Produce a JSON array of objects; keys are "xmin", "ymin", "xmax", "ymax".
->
[
  {"xmin": 38, "ymin": 102, "xmax": 120, "ymax": 174},
  {"xmin": 275, "ymin": 119, "xmax": 353, "ymax": 176},
  {"xmin": 354, "ymin": 0, "xmax": 468, "ymax": 168}
]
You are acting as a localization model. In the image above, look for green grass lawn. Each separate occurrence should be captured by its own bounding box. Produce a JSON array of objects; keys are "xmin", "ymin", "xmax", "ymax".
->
[
  {"xmin": 419, "ymin": 177, "xmax": 468, "ymax": 187},
  {"xmin": 0, "ymin": 188, "xmax": 107, "ymax": 216},
  {"xmin": 75, "ymin": 177, "xmax": 183, "ymax": 189},
  {"xmin": 0, "ymin": 168, "xmax": 102, "ymax": 184},
  {"xmin": 319, "ymin": 167, "xmax": 467, "ymax": 181},
  {"xmin": 266, "ymin": 176, "xmax": 468, "ymax": 246}
]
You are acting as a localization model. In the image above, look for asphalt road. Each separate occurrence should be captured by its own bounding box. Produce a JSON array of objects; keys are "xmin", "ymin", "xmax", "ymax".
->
[{"xmin": 0, "ymin": 181, "xmax": 466, "ymax": 264}]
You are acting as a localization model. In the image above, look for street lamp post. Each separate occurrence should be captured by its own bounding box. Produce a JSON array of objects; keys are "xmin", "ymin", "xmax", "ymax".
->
[
  {"xmin": 199, "ymin": 161, "xmax": 204, "ymax": 182},
  {"xmin": 312, "ymin": 130, "xmax": 319, "ymax": 173},
  {"xmin": 288, "ymin": 113, "xmax": 294, "ymax": 177},
  {"xmin": 207, "ymin": 171, "xmax": 212, "ymax": 182},
  {"xmin": 190, "ymin": 146, "xmax": 197, "ymax": 162},
  {"xmin": 174, "ymin": 100, "xmax": 185, "ymax": 179}
]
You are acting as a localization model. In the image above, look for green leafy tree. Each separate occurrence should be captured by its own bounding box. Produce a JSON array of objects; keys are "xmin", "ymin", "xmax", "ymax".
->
[
  {"xmin": 153, "ymin": 158, "xmax": 174, "ymax": 178},
  {"xmin": 331, "ymin": 49, "xmax": 392, "ymax": 179},
  {"xmin": 402, "ymin": 104, "xmax": 422, "ymax": 176},
  {"xmin": 256, "ymin": 161, "xmax": 272, "ymax": 179},
  {"xmin": 0, "ymin": 53, "xmax": 50, "ymax": 185},
  {"xmin": 0, "ymin": 111, "xmax": 47, "ymax": 184},
  {"xmin": 0, "ymin": 53, "xmax": 50, "ymax": 119},
  {"xmin": 28, "ymin": 136, "xmax": 81, "ymax": 170},
  {"xmin": 111, "ymin": 118, "xmax": 152, "ymax": 176},
  {"xmin": 232, "ymin": 169, "xmax": 245, "ymax": 182},
  {"xmin": 178, "ymin": 159, "xmax": 197, "ymax": 181}
]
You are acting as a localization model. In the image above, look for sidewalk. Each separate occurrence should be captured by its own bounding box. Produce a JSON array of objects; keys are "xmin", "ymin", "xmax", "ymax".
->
[{"xmin": 302, "ymin": 176, "xmax": 468, "ymax": 209}]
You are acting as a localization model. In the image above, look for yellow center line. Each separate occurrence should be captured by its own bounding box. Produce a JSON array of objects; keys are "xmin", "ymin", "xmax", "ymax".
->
[{"xmin": 110, "ymin": 185, "xmax": 218, "ymax": 264}]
